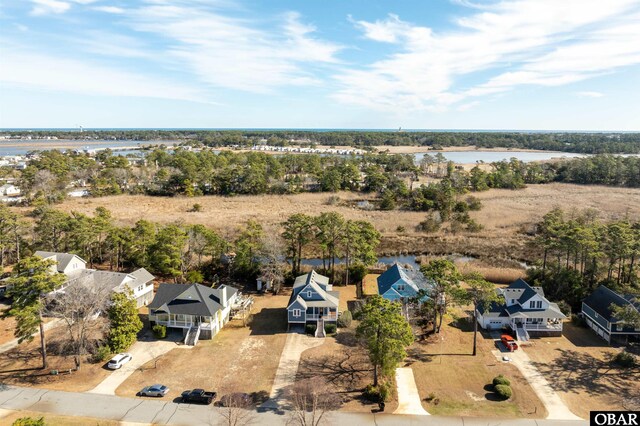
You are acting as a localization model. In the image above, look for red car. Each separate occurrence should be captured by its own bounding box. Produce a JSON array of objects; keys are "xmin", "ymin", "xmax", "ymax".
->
[{"xmin": 501, "ymin": 334, "xmax": 518, "ymax": 351}]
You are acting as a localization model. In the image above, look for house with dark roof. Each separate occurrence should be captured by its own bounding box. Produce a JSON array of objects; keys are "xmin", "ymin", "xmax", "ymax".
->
[
  {"xmin": 35, "ymin": 251, "xmax": 154, "ymax": 307},
  {"xmin": 377, "ymin": 264, "xmax": 428, "ymax": 301},
  {"xmin": 287, "ymin": 271, "xmax": 339, "ymax": 336},
  {"xmin": 582, "ymin": 286, "xmax": 640, "ymax": 344},
  {"xmin": 148, "ymin": 283, "xmax": 238, "ymax": 344},
  {"xmin": 476, "ymin": 278, "xmax": 566, "ymax": 341}
]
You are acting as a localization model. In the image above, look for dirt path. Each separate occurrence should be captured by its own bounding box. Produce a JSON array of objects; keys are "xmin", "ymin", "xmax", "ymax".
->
[
  {"xmin": 88, "ymin": 339, "xmax": 190, "ymax": 395},
  {"xmin": 492, "ymin": 348, "xmax": 582, "ymax": 420},
  {"xmin": 394, "ymin": 367, "xmax": 429, "ymax": 415},
  {"xmin": 262, "ymin": 331, "xmax": 325, "ymax": 409}
]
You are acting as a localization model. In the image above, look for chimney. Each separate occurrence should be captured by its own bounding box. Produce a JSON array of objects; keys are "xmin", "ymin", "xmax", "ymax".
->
[{"xmin": 221, "ymin": 285, "xmax": 228, "ymax": 308}]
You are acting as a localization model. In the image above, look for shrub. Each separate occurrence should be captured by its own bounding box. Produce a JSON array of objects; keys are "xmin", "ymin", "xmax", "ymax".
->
[
  {"xmin": 190, "ymin": 203, "xmax": 203, "ymax": 212},
  {"xmin": 326, "ymin": 195, "xmax": 340, "ymax": 205},
  {"xmin": 325, "ymin": 324, "xmax": 337, "ymax": 334},
  {"xmin": 305, "ymin": 324, "xmax": 317, "ymax": 335},
  {"xmin": 364, "ymin": 382, "xmax": 391, "ymax": 403},
  {"xmin": 153, "ymin": 324, "xmax": 167, "ymax": 339},
  {"xmin": 494, "ymin": 384, "xmax": 512, "ymax": 400},
  {"xmin": 12, "ymin": 418, "xmax": 45, "ymax": 426},
  {"xmin": 396, "ymin": 225, "xmax": 406, "ymax": 233},
  {"xmin": 492, "ymin": 375, "xmax": 511, "ymax": 387},
  {"xmin": 612, "ymin": 351, "xmax": 636, "ymax": 368},
  {"xmin": 348, "ymin": 264, "xmax": 368, "ymax": 284},
  {"xmin": 417, "ymin": 213, "xmax": 441, "ymax": 233},
  {"xmin": 466, "ymin": 219, "xmax": 484, "ymax": 232},
  {"xmin": 379, "ymin": 191, "xmax": 396, "ymax": 210},
  {"xmin": 466, "ymin": 196, "xmax": 482, "ymax": 211},
  {"xmin": 337, "ymin": 310, "xmax": 353, "ymax": 328},
  {"xmin": 92, "ymin": 345, "xmax": 111, "ymax": 363}
]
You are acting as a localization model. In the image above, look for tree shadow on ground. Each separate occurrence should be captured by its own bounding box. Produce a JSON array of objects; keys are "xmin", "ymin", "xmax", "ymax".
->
[
  {"xmin": 298, "ymin": 351, "xmax": 371, "ymax": 390},
  {"xmin": 530, "ymin": 348, "xmax": 640, "ymax": 398},
  {"xmin": 249, "ymin": 308, "xmax": 287, "ymax": 336},
  {"xmin": 335, "ymin": 330, "xmax": 361, "ymax": 347}
]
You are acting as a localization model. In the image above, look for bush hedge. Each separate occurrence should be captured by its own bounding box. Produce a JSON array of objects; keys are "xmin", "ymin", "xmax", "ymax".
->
[
  {"xmin": 325, "ymin": 324, "xmax": 337, "ymax": 334},
  {"xmin": 152, "ymin": 324, "xmax": 167, "ymax": 339},
  {"xmin": 93, "ymin": 345, "xmax": 111, "ymax": 363},
  {"xmin": 364, "ymin": 382, "xmax": 391, "ymax": 403},
  {"xmin": 492, "ymin": 375, "xmax": 511, "ymax": 387},
  {"xmin": 495, "ymin": 384, "xmax": 512, "ymax": 400},
  {"xmin": 305, "ymin": 324, "xmax": 317, "ymax": 335},
  {"xmin": 613, "ymin": 351, "xmax": 636, "ymax": 368}
]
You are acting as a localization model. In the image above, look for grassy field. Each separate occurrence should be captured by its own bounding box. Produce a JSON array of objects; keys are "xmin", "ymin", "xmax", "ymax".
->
[
  {"xmin": 29, "ymin": 183, "xmax": 640, "ymax": 263},
  {"xmin": 524, "ymin": 322, "xmax": 640, "ymax": 419},
  {"xmin": 408, "ymin": 310, "xmax": 547, "ymax": 418},
  {"xmin": 116, "ymin": 292, "xmax": 289, "ymax": 401}
]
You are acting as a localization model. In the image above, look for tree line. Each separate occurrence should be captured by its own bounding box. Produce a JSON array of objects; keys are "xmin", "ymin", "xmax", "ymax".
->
[
  {"xmin": 4, "ymin": 129, "xmax": 640, "ymax": 153},
  {"xmin": 528, "ymin": 207, "xmax": 640, "ymax": 310}
]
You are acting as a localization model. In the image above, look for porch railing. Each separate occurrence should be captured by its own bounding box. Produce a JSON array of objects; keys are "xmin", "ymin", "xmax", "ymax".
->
[
  {"xmin": 523, "ymin": 323, "xmax": 562, "ymax": 331},
  {"xmin": 306, "ymin": 313, "xmax": 337, "ymax": 321}
]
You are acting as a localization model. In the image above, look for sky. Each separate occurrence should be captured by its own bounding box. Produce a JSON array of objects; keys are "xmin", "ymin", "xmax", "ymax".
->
[{"xmin": 1, "ymin": 0, "xmax": 640, "ymax": 130}]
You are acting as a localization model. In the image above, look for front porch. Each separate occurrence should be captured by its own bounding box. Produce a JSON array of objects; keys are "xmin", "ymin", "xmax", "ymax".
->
[
  {"xmin": 149, "ymin": 312, "xmax": 216, "ymax": 331},
  {"xmin": 306, "ymin": 307, "xmax": 337, "ymax": 322},
  {"xmin": 510, "ymin": 315, "xmax": 563, "ymax": 338}
]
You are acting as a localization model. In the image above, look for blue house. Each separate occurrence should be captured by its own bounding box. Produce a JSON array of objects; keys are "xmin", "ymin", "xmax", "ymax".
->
[
  {"xmin": 377, "ymin": 264, "xmax": 427, "ymax": 301},
  {"xmin": 287, "ymin": 271, "xmax": 339, "ymax": 335}
]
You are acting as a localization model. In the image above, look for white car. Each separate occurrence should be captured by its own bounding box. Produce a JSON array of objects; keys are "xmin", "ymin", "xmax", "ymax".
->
[{"xmin": 107, "ymin": 353, "xmax": 132, "ymax": 370}]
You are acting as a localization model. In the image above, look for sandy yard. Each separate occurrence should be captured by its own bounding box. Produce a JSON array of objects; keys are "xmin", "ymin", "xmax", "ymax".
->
[
  {"xmin": 408, "ymin": 312, "xmax": 547, "ymax": 418},
  {"xmin": 524, "ymin": 322, "xmax": 640, "ymax": 419},
  {"xmin": 0, "ymin": 409, "xmax": 118, "ymax": 426},
  {"xmin": 115, "ymin": 292, "xmax": 290, "ymax": 402}
]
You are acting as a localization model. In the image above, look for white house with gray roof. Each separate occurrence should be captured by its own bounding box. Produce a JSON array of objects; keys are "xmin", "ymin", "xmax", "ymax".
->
[
  {"xmin": 148, "ymin": 283, "xmax": 238, "ymax": 344},
  {"xmin": 476, "ymin": 278, "xmax": 566, "ymax": 341},
  {"xmin": 287, "ymin": 271, "xmax": 339, "ymax": 336},
  {"xmin": 35, "ymin": 251, "xmax": 155, "ymax": 308}
]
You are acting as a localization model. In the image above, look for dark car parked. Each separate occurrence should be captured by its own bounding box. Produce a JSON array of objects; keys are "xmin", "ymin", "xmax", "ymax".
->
[{"xmin": 181, "ymin": 389, "xmax": 217, "ymax": 405}]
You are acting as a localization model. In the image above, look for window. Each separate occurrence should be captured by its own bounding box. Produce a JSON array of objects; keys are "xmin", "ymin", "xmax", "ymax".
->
[
  {"xmin": 397, "ymin": 284, "xmax": 405, "ymax": 292},
  {"xmin": 292, "ymin": 309, "xmax": 301, "ymax": 317},
  {"xmin": 307, "ymin": 291, "xmax": 312, "ymax": 298},
  {"xmin": 529, "ymin": 301, "xmax": 535, "ymax": 308}
]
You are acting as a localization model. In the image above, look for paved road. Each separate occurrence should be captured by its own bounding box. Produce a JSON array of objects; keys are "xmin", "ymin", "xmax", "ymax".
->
[
  {"xmin": 262, "ymin": 331, "xmax": 325, "ymax": 409},
  {"xmin": 88, "ymin": 339, "xmax": 191, "ymax": 395},
  {"xmin": 393, "ymin": 367, "xmax": 429, "ymax": 415},
  {"xmin": 0, "ymin": 384, "xmax": 589, "ymax": 425}
]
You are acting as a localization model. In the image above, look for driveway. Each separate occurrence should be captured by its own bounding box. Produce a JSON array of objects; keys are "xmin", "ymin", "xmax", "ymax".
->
[
  {"xmin": 262, "ymin": 330, "xmax": 325, "ymax": 409},
  {"xmin": 394, "ymin": 367, "xmax": 429, "ymax": 415},
  {"xmin": 491, "ymin": 339, "xmax": 582, "ymax": 420},
  {"xmin": 88, "ymin": 339, "xmax": 191, "ymax": 395}
]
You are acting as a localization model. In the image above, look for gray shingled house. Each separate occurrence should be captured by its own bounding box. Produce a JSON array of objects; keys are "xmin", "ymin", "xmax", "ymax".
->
[
  {"xmin": 582, "ymin": 286, "xmax": 640, "ymax": 344},
  {"xmin": 148, "ymin": 283, "xmax": 238, "ymax": 345}
]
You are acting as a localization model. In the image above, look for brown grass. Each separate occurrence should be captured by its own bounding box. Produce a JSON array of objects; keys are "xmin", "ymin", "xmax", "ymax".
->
[
  {"xmin": 0, "ymin": 409, "xmax": 118, "ymax": 426},
  {"xmin": 0, "ymin": 325, "xmax": 111, "ymax": 392},
  {"xmin": 524, "ymin": 322, "xmax": 640, "ymax": 419},
  {"xmin": 408, "ymin": 310, "xmax": 547, "ymax": 418},
  {"xmin": 12, "ymin": 183, "xmax": 640, "ymax": 262},
  {"xmin": 115, "ymin": 292, "xmax": 289, "ymax": 400}
]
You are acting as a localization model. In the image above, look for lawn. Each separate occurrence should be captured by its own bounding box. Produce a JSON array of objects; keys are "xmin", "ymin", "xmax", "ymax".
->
[
  {"xmin": 0, "ymin": 323, "xmax": 112, "ymax": 392},
  {"xmin": 408, "ymin": 310, "xmax": 547, "ymax": 418},
  {"xmin": 524, "ymin": 322, "xmax": 640, "ymax": 419},
  {"xmin": 116, "ymin": 292, "xmax": 290, "ymax": 402}
]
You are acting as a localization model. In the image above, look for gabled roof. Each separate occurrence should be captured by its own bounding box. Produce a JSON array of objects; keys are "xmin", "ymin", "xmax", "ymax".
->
[
  {"xmin": 583, "ymin": 286, "xmax": 639, "ymax": 322},
  {"xmin": 377, "ymin": 264, "xmax": 424, "ymax": 295},
  {"xmin": 149, "ymin": 283, "xmax": 238, "ymax": 317},
  {"xmin": 500, "ymin": 278, "xmax": 545, "ymax": 305},
  {"xmin": 34, "ymin": 251, "xmax": 86, "ymax": 273},
  {"xmin": 484, "ymin": 279, "xmax": 565, "ymax": 319},
  {"xmin": 477, "ymin": 300, "xmax": 509, "ymax": 318},
  {"xmin": 130, "ymin": 268, "xmax": 155, "ymax": 284},
  {"xmin": 288, "ymin": 271, "xmax": 339, "ymax": 309}
]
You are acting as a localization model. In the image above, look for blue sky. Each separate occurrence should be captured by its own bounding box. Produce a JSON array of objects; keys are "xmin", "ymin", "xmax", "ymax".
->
[{"xmin": 1, "ymin": 0, "xmax": 639, "ymax": 130}]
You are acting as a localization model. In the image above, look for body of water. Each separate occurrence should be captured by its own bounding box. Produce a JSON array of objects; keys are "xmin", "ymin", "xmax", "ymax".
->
[{"xmin": 0, "ymin": 140, "xmax": 174, "ymax": 156}]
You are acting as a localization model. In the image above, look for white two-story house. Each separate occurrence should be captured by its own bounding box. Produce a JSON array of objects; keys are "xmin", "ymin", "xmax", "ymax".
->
[
  {"xmin": 35, "ymin": 251, "xmax": 155, "ymax": 307},
  {"xmin": 476, "ymin": 278, "xmax": 566, "ymax": 341}
]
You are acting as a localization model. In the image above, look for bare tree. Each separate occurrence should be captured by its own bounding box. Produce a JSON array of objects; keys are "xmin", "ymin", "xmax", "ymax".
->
[
  {"xmin": 217, "ymin": 392, "xmax": 256, "ymax": 426},
  {"xmin": 259, "ymin": 231, "xmax": 286, "ymax": 294},
  {"xmin": 46, "ymin": 276, "xmax": 111, "ymax": 368},
  {"xmin": 284, "ymin": 377, "xmax": 341, "ymax": 426}
]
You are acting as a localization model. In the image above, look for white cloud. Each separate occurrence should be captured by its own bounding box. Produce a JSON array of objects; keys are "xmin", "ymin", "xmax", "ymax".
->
[
  {"xmin": 0, "ymin": 49, "xmax": 205, "ymax": 103},
  {"xmin": 576, "ymin": 91, "xmax": 605, "ymax": 98},
  {"xmin": 128, "ymin": 4, "xmax": 343, "ymax": 93},
  {"xmin": 335, "ymin": 0, "xmax": 640, "ymax": 112},
  {"xmin": 93, "ymin": 6, "xmax": 125, "ymax": 14},
  {"xmin": 30, "ymin": 0, "xmax": 70, "ymax": 16}
]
